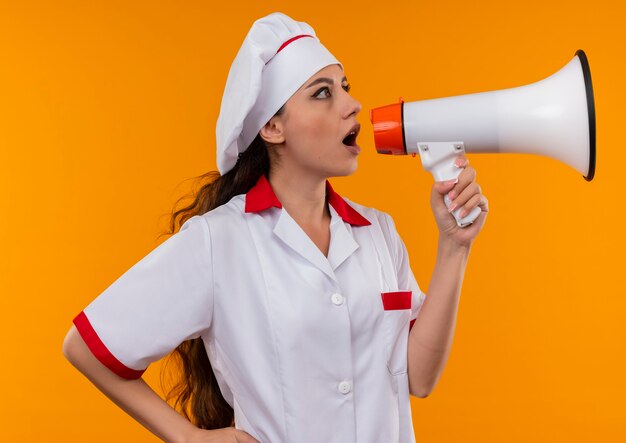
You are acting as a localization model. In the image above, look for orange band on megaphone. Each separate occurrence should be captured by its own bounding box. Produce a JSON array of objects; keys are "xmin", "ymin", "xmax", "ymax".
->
[{"xmin": 369, "ymin": 98, "xmax": 406, "ymax": 155}]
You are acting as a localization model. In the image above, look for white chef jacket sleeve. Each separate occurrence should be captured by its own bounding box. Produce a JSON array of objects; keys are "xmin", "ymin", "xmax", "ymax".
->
[
  {"xmin": 72, "ymin": 215, "xmax": 213, "ymax": 379},
  {"xmin": 381, "ymin": 212, "xmax": 427, "ymax": 326}
]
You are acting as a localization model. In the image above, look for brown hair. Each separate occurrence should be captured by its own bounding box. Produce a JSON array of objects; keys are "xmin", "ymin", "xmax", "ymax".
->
[{"xmin": 159, "ymin": 106, "xmax": 283, "ymax": 429}]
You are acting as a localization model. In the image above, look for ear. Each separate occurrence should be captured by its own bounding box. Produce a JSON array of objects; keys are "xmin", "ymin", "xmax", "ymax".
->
[{"xmin": 259, "ymin": 115, "xmax": 285, "ymax": 145}]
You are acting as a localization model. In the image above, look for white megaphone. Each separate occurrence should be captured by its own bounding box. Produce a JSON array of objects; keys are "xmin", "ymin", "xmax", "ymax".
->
[{"xmin": 370, "ymin": 49, "xmax": 596, "ymax": 228}]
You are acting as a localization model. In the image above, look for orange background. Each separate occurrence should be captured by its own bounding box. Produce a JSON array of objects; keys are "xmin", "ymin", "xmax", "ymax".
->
[{"xmin": 1, "ymin": 0, "xmax": 624, "ymax": 441}]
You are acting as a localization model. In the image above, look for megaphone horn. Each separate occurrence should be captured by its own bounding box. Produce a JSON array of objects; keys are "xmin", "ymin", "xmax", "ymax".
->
[{"xmin": 370, "ymin": 50, "xmax": 596, "ymax": 227}]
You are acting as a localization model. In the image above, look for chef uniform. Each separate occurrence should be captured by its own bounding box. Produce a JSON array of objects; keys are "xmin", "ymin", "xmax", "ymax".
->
[{"xmin": 72, "ymin": 12, "xmax": 427, "ymax": 443}]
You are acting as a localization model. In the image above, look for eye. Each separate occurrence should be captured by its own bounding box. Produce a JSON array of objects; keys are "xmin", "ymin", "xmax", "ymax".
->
[
  {"xmin": 313, "ymin": 86, "xmax": 332, "ymax": 99},
  {"xmin": 343, "ymin": 83, "xmax": 351, "ymax": 93}
]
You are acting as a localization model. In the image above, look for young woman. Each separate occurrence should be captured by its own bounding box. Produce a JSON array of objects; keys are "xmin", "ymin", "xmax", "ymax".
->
[{"xmin": 63, "ymin": 12, "xmax": 488, "ymax": 443}]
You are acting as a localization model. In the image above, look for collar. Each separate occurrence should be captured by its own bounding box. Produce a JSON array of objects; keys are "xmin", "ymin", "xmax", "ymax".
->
[{"xmin": 245, "ymin": 175, "xmax": 371, "ymax": 227}]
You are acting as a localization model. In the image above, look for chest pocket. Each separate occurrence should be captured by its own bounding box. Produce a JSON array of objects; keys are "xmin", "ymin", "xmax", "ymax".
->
[
  {"xmin": 369, "ymin": 223, "xmax": 412, "ymax": 376},
  {"xmin": 381, "ymin": 290, "xmax": 412, "ymax": 375}
]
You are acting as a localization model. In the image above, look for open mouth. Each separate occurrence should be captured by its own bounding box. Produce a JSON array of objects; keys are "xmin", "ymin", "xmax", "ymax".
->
[{"xmin": 342, "ymin": 123, "xmax": 360, "ymax": 146}]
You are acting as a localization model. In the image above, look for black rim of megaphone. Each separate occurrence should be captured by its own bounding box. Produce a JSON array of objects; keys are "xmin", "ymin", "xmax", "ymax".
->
[{"xmin": 576, "ymin": 49, "xmax": 596, "ymax": 181}]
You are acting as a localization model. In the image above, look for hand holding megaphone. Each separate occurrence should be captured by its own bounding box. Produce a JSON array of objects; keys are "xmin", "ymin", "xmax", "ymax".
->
[
  {"xmin": 437, "ymin": 152, "xmax": 483, "ymax": 228},
  {"xmin": 422, "ymin": 140, "xmax": 483, "ymax": 227},
  {"xmin": 428, "ymin": 154, "xmax": 488, "ymax": 241},
  {"xmin": 370, "ymin": 50, "xmax": 596, "ymax": 228}
]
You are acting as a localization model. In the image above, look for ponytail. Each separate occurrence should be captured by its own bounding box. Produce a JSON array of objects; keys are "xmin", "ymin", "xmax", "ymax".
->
[{"xmin": 159, "ymin": 105, "xmax": 283, "ymax": 428}]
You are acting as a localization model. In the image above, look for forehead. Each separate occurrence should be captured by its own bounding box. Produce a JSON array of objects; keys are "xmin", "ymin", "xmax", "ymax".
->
[
  {"xmin": 310, "ymin": 64, "xmax": 345, "ymax": 80},
  {"xmin": 295, "ymin": 64, "xmax": 346, "ymax": 92}
]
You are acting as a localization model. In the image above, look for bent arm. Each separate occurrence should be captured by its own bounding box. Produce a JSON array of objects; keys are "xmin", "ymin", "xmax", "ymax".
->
[
  {"xmin": 407, "ymin": 238, "xmax": 470, "ymax": 398},
  {"xmin": 62, "ymin": 325, "xmax": 199, "ymax": 443}
]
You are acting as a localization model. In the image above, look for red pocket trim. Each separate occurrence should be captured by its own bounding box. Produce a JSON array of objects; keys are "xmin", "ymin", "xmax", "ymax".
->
[{"xmin": 381, "ymin": 291, "xmax": 412, "ymax": 310}]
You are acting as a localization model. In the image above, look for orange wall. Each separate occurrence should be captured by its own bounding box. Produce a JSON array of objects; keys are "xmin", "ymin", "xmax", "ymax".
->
[{"xmin": 1, "ymin": 0, "xmax": 624, "ymax": 441}]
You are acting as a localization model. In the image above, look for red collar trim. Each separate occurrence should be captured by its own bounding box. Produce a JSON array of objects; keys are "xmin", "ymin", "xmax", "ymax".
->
[
  {"xmin": 325, "ymin": 180, "xmax": 371, "ymax": 227},
  {"xmin": 245, "ymin": 174, "xmax": 282, "ymax": 213},
  {"xmin": 245, "ymin": 175, "xmax": 371, "ymax": 227}
]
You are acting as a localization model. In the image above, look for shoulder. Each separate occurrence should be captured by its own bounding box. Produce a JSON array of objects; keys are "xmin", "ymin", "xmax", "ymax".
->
[
  {"xmin": 186, "ymin": 194, "xmax": 251, "ymax": 242},
  {"xmin": 194, "ymin": 194, "xmax": 247, "ymax": 226},
  {"xmin": 172, "ymin": 195, "xmax": 248, "ymax": 257}
]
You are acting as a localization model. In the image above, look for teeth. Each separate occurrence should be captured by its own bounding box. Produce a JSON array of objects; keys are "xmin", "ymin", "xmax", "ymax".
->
[{"xmin": 343, "ymin": 128, "xmax": 358, "ymax": 146}]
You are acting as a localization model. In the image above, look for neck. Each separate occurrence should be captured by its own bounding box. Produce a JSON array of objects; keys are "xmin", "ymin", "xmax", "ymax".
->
[{"xmin": 267, "ymin": 171, "xmax": 330, "ymax": 225}]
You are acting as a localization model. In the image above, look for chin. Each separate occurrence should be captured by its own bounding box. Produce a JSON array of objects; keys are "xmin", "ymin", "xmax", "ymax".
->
[{"xmin": 327, "ymin": 160, "xmax": 358, "ymax": 178}]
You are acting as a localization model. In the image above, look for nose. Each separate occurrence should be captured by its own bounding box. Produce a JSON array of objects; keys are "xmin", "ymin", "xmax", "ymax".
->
[{"xmin": 343, "ymin": 91, "xmax": 362, "ymax": 118}]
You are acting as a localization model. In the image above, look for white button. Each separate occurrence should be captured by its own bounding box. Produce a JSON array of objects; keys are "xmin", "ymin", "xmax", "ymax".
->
[
  {"xmin": 338, "ymin": 380, "xmax": 352, "ymax": 394},
  {"xmin": 331, "ymin": 293, "xmax": 344, "ymax": 306}
]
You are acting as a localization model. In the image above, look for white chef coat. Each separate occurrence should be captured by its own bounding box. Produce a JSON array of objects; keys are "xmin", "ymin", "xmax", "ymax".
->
[{"xmin": 73, "ymin": 174, "xmax": 427, "ymax": 443}]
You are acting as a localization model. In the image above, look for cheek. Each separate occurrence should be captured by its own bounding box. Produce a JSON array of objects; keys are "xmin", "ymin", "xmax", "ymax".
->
[
  {"xmin": 286, "ymin": 112, "xmax": 334, "ymax": 149},
  {"xmin": 300, "ymin": 112, "xmax": 329, "ymax": 134},
  {"xmin": 282, "ymin": 106, "xmax": 344, "ymax": 163}
]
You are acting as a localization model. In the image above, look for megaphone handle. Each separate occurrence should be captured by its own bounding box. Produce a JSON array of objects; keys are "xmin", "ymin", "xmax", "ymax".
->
[{"xmin": 416, "ymin": 141, "xmax": 481, "ymax": 228}]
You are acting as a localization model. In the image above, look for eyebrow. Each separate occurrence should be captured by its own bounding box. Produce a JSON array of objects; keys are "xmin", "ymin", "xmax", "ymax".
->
[{"xmin": 305, "ymin": 76, "xmax": 348, "ymax": 89}]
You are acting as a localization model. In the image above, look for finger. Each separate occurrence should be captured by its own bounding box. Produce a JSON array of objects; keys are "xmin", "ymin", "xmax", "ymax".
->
[
  {"xmin": 454, "ymin": 155, "xmax": 469, "ymax": 168},
  {"xmin": 478, "ymin": 194, "xmax": 489, "ymax": 213},
  {"xmin": 447, "ymin": 166, "xmax": 476, "ymax": 201},
  {"xmin": 456, "ymin": 192, "xmax": 482, "ymax": 218},
  {"xmin": 433, "ymin": 178, "xmax": 458, "ymax": 195},
  {"xmin": 459, "ymin": 193, "xmax": 489, "ymax": 218},
  {"xmin": 449, "ymin": 182, "xmax": 481, "ymax": 212}
]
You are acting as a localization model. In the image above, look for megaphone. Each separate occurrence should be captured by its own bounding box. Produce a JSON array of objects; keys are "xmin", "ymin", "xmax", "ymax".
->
[{"xmin": 370, "ymin": 49, "xmax": 596, "ymax": 228}]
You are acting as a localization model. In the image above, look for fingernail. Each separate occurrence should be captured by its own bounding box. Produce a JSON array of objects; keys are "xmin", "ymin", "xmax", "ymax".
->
[
  {"xmin": 454, "ymin": 158, "xmax": 464, "ymax": 168},
  {"xmin": 444, "ymin": 178, "xmax": 458, "ymax": 185},
  {"xmin": 448, "ymin": 202, "xmax": 457, "ymax": 212},
  {"xmin": 447, "ymin": 190, "xmax": 456, "ymax": 200},
  {"xmin": 459, "ymin": 208, "xmax": 468, "ymax": 217}
]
